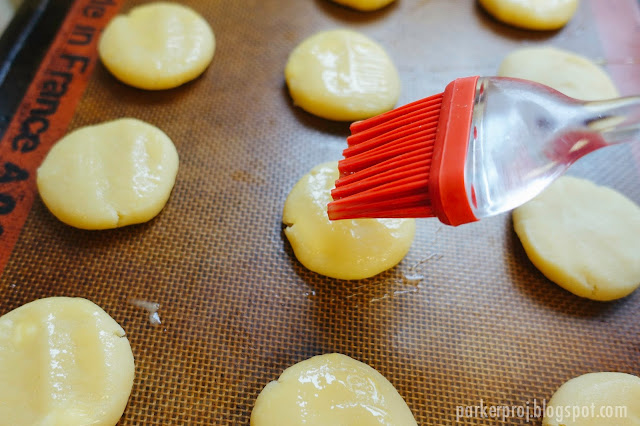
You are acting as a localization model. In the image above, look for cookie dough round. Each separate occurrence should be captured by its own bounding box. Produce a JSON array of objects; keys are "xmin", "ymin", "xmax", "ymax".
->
[
  {"xmin": 0, "ymin": 297, "xmax": 135, "ymax": 426},
  {"xmin": 543, "ymin": 372, "xmax": 640, "ymax": 426},
  {"xmin": 513, "ymin": 177, "xmax": 640, "ymax": 301},
  {"xmin": 37, "ymin": 118, "xmax": 179, "ymax": 230},
  {"xmin": 283, "ymin": 162, "xmax": 415, "ymax": 280},
  {"xmin": 330, "ymin": 0, "xmax": 395, "ymax": 11},
  {"xmin": 498, "ymin": 46, "xmax": 619, "ymax": 101},
  {"xmin": 251, "ymin": 353, "xmax": 417, "ymax": 426},
  {"xmin": 285, "ymin": 29, "xmax": 400, "ymax": 121},
  {"xmin": 99, "ymin": 2, "xmax": 215, "ymax": 90},
  {"xmin": 478, "ymin": 0, "xmax": 579, "ymax": 31}
]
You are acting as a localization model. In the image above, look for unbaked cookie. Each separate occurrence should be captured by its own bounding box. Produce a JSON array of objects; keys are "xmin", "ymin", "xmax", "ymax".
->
[
  {"xmin": 503, "ymin": 47, "xmax": 636, "ymax": 300},
  {"xmin": 543, "ymin": 372, "xmax": 640, "ymax": 425},
  {"xmin": 99, "ymin": 2, "xmax": 215, "ymax": 90},
  {"xmin": 283, "ymin": 162, "xmax": 415, "ymax": 280},
  {"xmin": 513, "ymin": 177, "xmax": 640, "ymax": 301},
  {"xmin": 285, "ymin": 29, "xmax": 400, "ymax": 121},
  {"xmin": 330, "ymin": 0, "xmax": 395, "ymax": 11},
  {"xmin": 251, "ymin": 353, "xmax": 417, "ymax": 426},
  {"xmin": 479, "ymin": 0, "xmax": 579, "ymax": 31},
  {"xmin": 498, "ymin": 46, "xmax": 619, "ymax": 101},
  {"xmin": 37, "ymin": 118, "xmax": 179, "ymax": 230},
  {"xmin": 0, "ymin": 297, "xmax": 135, "ymax": 426}
]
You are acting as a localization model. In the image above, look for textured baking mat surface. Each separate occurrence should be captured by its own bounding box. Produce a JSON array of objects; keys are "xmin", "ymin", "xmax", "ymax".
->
[{"xmin": 1, "ymin": 0, "xmax": 639, "ymax": 424}]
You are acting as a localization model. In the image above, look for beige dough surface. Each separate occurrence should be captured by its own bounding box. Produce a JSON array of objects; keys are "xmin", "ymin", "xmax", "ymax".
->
[
  {"xmin": 283, "ymin": 162, "xmax": 415, "ymax": 280},
  {"xmin": 543, "ymin": 372, "xmax": 640, "ymax": 425},
  {"xmin": 513, "ymin": 177, "xmax": 640, "ymax": 301},
  {"xmin": 478, "ymin": 0, "xmax": 578, "ymax": 30},
  {"xmin": 251, "ymin": 353, "xmax": 417, "ymax": 426},
  {"xmin": 330, "ymin": 0, "xmax": 395, "ymax": 11},
  {"xmin": 504, "ymin": 47, "xmax": 634, "ymax": 300},
  {"xmin": 498, "ymin": 46, "xmax": 619, "ymax": 100},
  {"xmin": 98, "ymin": 2, "xmax": 215, "ymax": 90},
  {"xmin": 0, "ymin": 297, "xmax": 135, "ymax": 426},
  {"xmin": 37, "ymin": 118, "xmax": 179, "ymax": 230},
  {"xmin": 285, "ymin": 29, "xmax": 400, "ymax": 121}
]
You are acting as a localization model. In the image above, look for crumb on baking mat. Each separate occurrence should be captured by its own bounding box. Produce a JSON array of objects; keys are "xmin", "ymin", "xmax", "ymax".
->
[{"xmin": 130, "ymin": 299, "xmax": 162, "ymax": 326}]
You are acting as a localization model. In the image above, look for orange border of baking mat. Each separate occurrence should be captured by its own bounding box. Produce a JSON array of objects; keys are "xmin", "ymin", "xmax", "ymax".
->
[
  {"xmin": 0, "ymin": 0, "xmax": 124, "ymax": 273},
  {"xmin": 590, "ymin": 0, "xmax": 640, "ymax": 169}
]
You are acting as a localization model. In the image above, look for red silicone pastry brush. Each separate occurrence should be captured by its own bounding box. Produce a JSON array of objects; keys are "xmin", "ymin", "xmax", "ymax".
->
[{"xmin": 327, "ymin": 76, "xmax": 640, "ymax": 225}]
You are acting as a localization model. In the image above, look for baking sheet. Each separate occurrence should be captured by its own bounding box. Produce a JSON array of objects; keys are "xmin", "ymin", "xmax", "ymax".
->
[{"xmin": 1, "ymin": 0, "xmax": 639, "ymax": 424}]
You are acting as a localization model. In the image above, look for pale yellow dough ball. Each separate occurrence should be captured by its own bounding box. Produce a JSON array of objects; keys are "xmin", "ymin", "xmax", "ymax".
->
[
  {"xmin": 503, "ymin": 47, "xmax": 635, "ymax": 300},
  {"xmin": 513, "ymin": 177, "xmax": 640, "ymax": 301},
  {"xmin": 543, "ymin": 372, "xmax": 640, "ymax": 426},
  {"xmin": 479, "ymin": 0, "xmax": 579, "ymax": 30},
  {"xmin": 37, "ymin": 118, "xmax": 179, "ymax": 230},
  {"xmin": 498, "ymin": 46, "xmax": 619, "ymax": 101},
  {"xmin": 283, "ymin": 162, "xmax": 415, "ymax": 280},
  {"xmin": 330, "ymin": 0, "xmax": 396, "ymax": 12},
  {"xmin": 251, "ymin": 353, "xmax": 418, "ymax": 426},
  {"xmin": 285, "ymin": 29, "xmax": 400, "ymax": 121},
  {"xmin": 99, "ymin": 2, "xmax": 215, "ymax": 90},
  {"xmin": 0, "ymin": 297, "xmax": 135, "ymax": 426}
]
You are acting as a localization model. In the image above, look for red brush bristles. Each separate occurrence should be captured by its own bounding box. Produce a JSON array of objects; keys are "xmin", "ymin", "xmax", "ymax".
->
[
  {"xmin": 327, "ymin": 93, "xmax": 443, "ymax": 220},
  {"xmin": 328, "ymin": 76, "xmax": 480, "ymax": 225}
]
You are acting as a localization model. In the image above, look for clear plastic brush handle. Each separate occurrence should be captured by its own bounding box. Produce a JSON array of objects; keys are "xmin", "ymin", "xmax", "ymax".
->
[{"xmin": 465, "ymin": 77, "xmax": 640, "ymax": 219}]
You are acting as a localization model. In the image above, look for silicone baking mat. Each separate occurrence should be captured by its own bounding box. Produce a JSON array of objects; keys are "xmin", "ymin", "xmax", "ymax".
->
[{"xmin": 0, "ymin": 0, "xmax": 639, "ymax": 424}]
